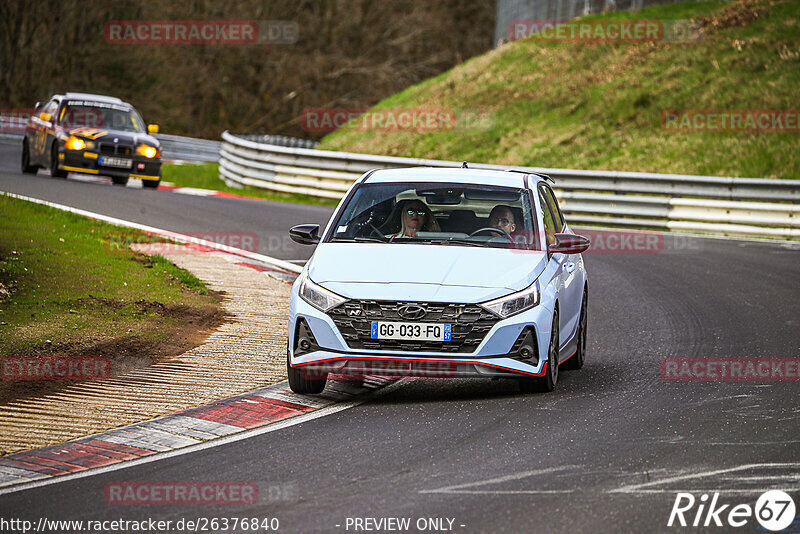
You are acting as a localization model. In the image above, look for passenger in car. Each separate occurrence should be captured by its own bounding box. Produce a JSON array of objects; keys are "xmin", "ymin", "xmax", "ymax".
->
[
  {"xmin": 488, "ymin": 205, "xmax": 517, "ymax": 235},
  {"xmin": 388, "ymin": 200, "xmax": 440, "ymax": 238}
]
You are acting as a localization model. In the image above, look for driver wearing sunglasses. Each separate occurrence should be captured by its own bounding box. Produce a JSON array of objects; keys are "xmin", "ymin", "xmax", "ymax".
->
[{"xmin": 389, "ymin": 200, "xmax": 440, "ymax": 238}]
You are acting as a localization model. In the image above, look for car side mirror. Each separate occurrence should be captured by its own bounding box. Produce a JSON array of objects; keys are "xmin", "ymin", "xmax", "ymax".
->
[
  {"xmin": 549, "ymin": 232, "xmax": 590, "ymax": 254},
  {"xmin": 147, "ymin": 124, "xmax": 159, "ymax": 134},
  {"xmin": 289, "ymin": 224, "xmax": 321, "ymax": 245},
  {"xmin": 39, "ymin": 112, "xmax": 52, "ymax": 122}
]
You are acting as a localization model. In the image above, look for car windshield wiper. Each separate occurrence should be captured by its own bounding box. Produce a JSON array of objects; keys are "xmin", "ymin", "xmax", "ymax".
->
[
  {"xmin": 331, "ymin": 237, "xmax": 387, "ymax": 243},
  {"xmin": 438, "ymin": 239, "xmax": 488, "ymax": 247},
  {"xmin": 388, "ymin": 238, "xmax": 486, "ymax": 247}
]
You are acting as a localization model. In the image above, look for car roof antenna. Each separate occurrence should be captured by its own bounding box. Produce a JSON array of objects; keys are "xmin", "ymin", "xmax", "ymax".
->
[{"xmin": 461, "ymin": 162, "xmax": 468, "ymax": 168}]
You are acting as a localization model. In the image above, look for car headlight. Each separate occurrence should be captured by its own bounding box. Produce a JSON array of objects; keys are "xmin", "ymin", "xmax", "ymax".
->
[
  {"xmin": 480, "ymin": 280, "xmax": 540, "ymax": 318},
  {"xmin": 298, "ymin": 274, "xmax": 347, "ymax": 312},
  {"xmin": 136, "ymin": 144, "xmax": 159, "ymax": 158},
  {"xmin": 65, "ymin": 135, "xmax": 85, "ymax": 151}
]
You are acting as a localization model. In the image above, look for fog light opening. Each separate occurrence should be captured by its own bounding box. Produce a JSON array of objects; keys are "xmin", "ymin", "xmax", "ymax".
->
[
  {"xmin": 510, "ymin": 327, "xmax": 539, "ymax": 366},
  {"xmin": 294, "ymin": 318, "xmax": 320, "ymax": 356}
]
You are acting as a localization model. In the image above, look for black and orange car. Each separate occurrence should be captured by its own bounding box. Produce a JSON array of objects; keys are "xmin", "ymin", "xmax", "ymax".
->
[{"xmin": 21, "ymin": 92, "xmax": 162, "ymax": 187}]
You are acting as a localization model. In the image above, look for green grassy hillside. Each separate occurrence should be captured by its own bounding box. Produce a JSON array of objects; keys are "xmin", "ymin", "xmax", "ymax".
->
[{"xmin": 320, "ymin": 0, "xmax": 800, "ymax": 178}]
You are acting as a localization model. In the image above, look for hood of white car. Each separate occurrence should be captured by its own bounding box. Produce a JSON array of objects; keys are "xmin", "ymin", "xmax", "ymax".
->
[{"xmin": 307, "ymin": 243, "xmax": 546, "ymax": 300}]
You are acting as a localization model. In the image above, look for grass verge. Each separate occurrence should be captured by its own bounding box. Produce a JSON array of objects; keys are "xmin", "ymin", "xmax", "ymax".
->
[
  {"xmin": 0, "ymin": 194, "xmax": 225, "ymax": 403},
  {"xmin": 161, "ymin": 163, "xmax": 340, "ymax": 206},
  {"xmin": 320, "ymin": 0, "xmax": 800, "ymax": 179}
]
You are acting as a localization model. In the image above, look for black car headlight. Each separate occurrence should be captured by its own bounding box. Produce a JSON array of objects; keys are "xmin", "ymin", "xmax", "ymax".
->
[
  {"xmin": 480, "ymin": 280, "xmax": 540, "ymax": 319},
  {"xmin": 298, "ymin": 274, "xmax": 347, "ymax": 312}
]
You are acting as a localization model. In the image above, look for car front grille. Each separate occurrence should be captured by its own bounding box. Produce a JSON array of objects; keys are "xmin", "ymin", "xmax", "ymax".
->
[
  {"xmin": 99, "ymin": 143, "xmax": 132, "ymax": 156},
  {"xmin": 327, "ymin": 300, "xmax": 499, "ymax": 353}
]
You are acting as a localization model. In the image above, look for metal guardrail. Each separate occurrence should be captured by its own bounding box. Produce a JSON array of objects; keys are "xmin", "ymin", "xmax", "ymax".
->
[
  {"xmin": 0, "ymin": 132, "xmax": 23, "ymax": 143},
  {"xmin": 153, "ymin": 133, "xmax": 220, "ymax": 163},
  {"xmin": 0, "ymin": 131, "xmax": 220, "ymax": 163},
  {"xmin": 220, "ymin": 131, "xmax": 800, "ymax": 240},
  {"xmin": 235, "ymin": 134, "xmax": 318, "ymax": 149}
]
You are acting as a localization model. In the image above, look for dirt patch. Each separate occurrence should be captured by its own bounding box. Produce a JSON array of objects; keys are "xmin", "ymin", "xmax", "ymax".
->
[
  {"xmin": 0, "ymin": 296, "xmax": 227, "ymax": 407},
  {"xmin": 131, "ymin": 254, "xmax": 156, "ymax": 268},
  {"xmin": 0, "ymin": 281, "xmax": 12, "ymax": 302},
  {"xmin": 74, "ymin": 294, "xmax": 126, "ymax": 310},
  {"xmin": 693, "ymin": 0, "xmax": 772, "ymax": 33}
]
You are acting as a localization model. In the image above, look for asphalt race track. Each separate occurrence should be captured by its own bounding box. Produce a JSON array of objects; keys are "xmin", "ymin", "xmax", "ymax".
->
[
  {"xmin": 1, "ymin": 140, "xmax": 799, "ymax": 533},
  {"xmin": 0, "ymin": 143, "xmax": 332, "ymax": 265}
]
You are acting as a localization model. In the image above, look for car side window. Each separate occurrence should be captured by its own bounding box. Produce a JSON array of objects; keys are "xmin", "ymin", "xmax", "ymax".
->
[
  {"xmin": 538, "ymin": 189, "xmax": 557, "ymax": 247},
  {"xmin": 542, "ymin": 185, "xmax": 565, "ymax": 230},
  {"xmin": 41, "ymin": 100, "xmax": 58, "ymax": 122}
]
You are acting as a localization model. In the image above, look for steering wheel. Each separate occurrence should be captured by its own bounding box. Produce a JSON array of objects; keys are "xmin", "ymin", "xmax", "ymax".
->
[
  {"xmin": 369, "ymin": 223, "xmax": 384, "ymax": 238},
  {"xmin": 470, "ymin": 227, "xmax": 511, "ymax": 240}
]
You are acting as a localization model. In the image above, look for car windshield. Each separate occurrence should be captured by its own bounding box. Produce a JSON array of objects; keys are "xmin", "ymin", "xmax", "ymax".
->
[
  {"xmin": 327, "ymin": 181, "xmax": 542, "ymax": 250},
  {"xmin": 59, "ymin": 103, "xmax": 145, "ymax": 133}
]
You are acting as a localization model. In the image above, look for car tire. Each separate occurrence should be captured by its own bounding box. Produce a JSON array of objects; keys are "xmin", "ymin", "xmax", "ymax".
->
[
  {"xmin": 142, "ymin": 179, "xmax": 160, "ymax": 189},
  {"xmin": 287, "ymin": 352, "xmax": 327, "ymax": 394},
  {"xmin": 564, "ymin": 290, "xmax": 587, "ymax": 370},
  {"xmin": 21, "ymin": 139, "xmax": 38, "ymax": 174},
  {"xmin": 519, "ymin": 310, "xmax": 559, "ymax": 393},
  {"xmin": 111, "ymin": 176, "xmax": 129, "ymax": 186},
  {"xmin": 50, "ymin": 142, "xmax": 67, "ymax": 178}
]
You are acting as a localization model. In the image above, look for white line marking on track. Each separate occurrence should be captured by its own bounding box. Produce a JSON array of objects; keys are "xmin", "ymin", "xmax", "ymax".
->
[
  {"xmin": 428, "ymin": 490, "xmax": 575, "ymax": 495},
  {"xmin": 718, "ymin": 475, "xmax": 800, "ymax": 481},
  {"xmin": 169, "ymin": 187, "xmax": 217, "ymax": 196},
  {"xmin": 609, "ymin": 463, "xmax": 800, "ymax": 494},
  {"xmin": 616, "ymin": 488, "xmax": 800, "ymax": 495},
  {"xmin": 0, "ymin": 191, "xmax": 302, "ymax": 273},
  {"xmin": 420, "ymin": 465, "xmax": 578, "ymax": 495}
]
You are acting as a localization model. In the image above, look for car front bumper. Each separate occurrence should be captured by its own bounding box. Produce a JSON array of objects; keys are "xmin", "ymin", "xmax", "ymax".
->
[
  {"xmin": 59, "ymin": 149, "xmax": 161, "ymax": 181},
  {"xmin": 288, "ymin": 284, "xmax": 556, "ymax": 379}
]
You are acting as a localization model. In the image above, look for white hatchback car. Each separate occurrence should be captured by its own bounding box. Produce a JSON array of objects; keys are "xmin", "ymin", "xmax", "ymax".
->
[{"xmin": 286, "ymin": 167, "xmax": 590, "ymax": 394}]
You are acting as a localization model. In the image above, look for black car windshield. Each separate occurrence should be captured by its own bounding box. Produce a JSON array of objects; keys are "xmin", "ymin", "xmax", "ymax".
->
[
  {"xmin": 59, "ymin": 103, "xmax": 145, "ymax": 133},
  {"xmin": 327, "ymin": 181, "xmax": 542, "ymax": 250}
]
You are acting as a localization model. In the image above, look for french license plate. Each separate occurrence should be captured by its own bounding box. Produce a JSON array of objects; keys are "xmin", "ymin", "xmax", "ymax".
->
[
  {"xmin": 370, "ymin": 321, "xmax": 452, "ymax": 342},
  {"xmin": 99, "ymin": 156, "xmax": 132, "ymax": 169}
]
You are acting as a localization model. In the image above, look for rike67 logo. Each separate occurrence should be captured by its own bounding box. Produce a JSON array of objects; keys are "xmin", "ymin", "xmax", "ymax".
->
[{"xmin": 668, "ymin": 490, "xmax": 796, "ymax": 531}]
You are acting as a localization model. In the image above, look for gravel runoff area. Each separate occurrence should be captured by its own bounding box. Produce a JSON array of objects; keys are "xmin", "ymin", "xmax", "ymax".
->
[{"xmin": 0, "ymin": 248, "xmax": 292, "ymax": 455}]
